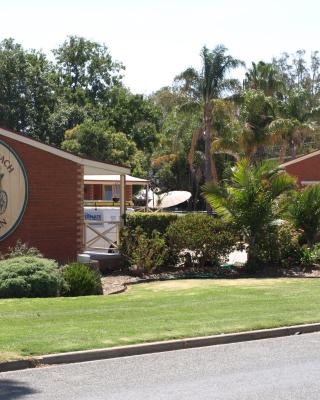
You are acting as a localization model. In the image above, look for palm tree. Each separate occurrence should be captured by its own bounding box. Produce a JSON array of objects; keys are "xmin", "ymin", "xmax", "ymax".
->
[
  {"xmin": 244, "ymin": 61, "xmax": 284, "ymax": 97},
  {"xmin": 176, "ymin": 45, "xmax": 244, "ymax": 184},
  {"xmin": 211, "ymin": 90, "xmax": 278, "ymax": 163},
  {"xmin": 203, "ymin": 159, "xmax": 296, "ymax": 270},
  {"xmin": 269, "ymin": 90, "xmax": 318, "ymax": 161}
]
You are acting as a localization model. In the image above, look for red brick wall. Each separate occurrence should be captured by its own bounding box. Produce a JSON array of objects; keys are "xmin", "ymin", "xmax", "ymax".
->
[
  {"xmin": 0, "ymin": 135, "xmax": 83, "ymax": 263},
  {"xmin": 284, "ymin": 154, "xmax": 320, "ymax": 187},
  {"xmin": 84, "ymin": 184, "xmax": 94, "ymax": 200},
  {"xmin": 93, "ymin": 185, "xmax": 102, "ymax": 200}
]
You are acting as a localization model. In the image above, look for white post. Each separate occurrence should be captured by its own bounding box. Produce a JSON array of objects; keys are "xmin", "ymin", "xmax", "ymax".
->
[
  {"xmin": 120, "ymin": 174, "xmax": 126, "ymax": 228},
  {"xmin": 146, "ymin": 183, "xmax": 149, "ymax": 212}
]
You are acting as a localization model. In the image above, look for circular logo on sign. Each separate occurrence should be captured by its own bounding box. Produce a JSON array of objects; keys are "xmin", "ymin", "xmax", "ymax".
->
[{"xmin": 0, "ymin": 141, "xmax": 28, "ymax": 241}]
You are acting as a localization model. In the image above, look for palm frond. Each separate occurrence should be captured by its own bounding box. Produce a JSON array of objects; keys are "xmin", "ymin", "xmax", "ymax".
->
[
  {"xmin": 202, "ymin": 182, "xmax": 231, "ymax": 218},
  {"xmin": 269, "ymin": 173, "xmax": 297, "ymax": 198}
]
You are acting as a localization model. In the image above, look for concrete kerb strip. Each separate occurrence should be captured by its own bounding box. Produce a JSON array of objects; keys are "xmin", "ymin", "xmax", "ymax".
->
[{"xmin": 1, "ymin": 322, "xmax": 320, "ymax": 373}]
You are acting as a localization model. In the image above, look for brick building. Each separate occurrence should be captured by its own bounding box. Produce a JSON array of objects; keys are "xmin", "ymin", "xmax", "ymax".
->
[
  {"xmin": 84, "ymin": 174, "xmax": 148, "ymax": 206},
  {"xmin": 281, "ymin": 150, "xmax": 320, "ymax": 187},
  {"xmin": 0, "ymin": 128, "xmax": 129, "ymax": 263}
]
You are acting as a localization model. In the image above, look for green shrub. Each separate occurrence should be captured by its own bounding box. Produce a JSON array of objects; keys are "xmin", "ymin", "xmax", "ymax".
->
[
  {"xmin": 0, "ymin": 256, "xmax": 64, "ymax": 298},
  {"xmin": 63, "ymin": 263, "xmax": 103, "ymax": 296},
  {"xmin": 299, "ymin": 244, "xmax": 320, "ymax": 266},
  {"xmin": 275, "ymin": 223, "xmax": 302, "ymax": 266},
  {"xmin": 166, "ymin": 214, "xmax": 237, "ymax": 267},
  {"xmin": 254, "ymin": 222, "xmax": 302, "ymax": 267},
  {"xmin": 126, "ymin": 212, "xmax": 178, "ymax": 236},
  {"xmin": 121, "ymin": 226, "xmax": 168, "ymax": 275}
]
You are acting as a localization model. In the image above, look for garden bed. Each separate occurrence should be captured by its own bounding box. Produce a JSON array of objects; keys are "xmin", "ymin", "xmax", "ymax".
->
[{"xmin": 101, "ymin": 264, "xmax": 320, "ymax": 295}]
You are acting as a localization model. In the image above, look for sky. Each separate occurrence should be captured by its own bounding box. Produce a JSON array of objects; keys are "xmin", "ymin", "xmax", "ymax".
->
[{"xmin": 1, "ymin": 0, "xmax": 319, "ymax": 94}]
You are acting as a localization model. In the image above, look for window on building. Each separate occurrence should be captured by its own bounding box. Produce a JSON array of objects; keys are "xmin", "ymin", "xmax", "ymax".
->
[{"xmin": 103, "ymin": 185, "xmax": 113, "ymax": 201}]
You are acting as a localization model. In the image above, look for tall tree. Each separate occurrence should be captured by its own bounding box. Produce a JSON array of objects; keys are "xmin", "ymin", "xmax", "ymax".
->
[
  {"xmin": 53, "ymin": 36, "xmax": 124, "ymax": 105},
  {"xmin": 0, "ymin": 38, "xmax": 56, "ymax": 141},
  {"xmin": 61, "ymin": 120, "xmax": 143, "ymax": 175},
  {"xmin": 269, "ymin": 89, "xmax": 318, "ymax": 161},
  {"xmin": 175, "ymin": 45, "xmax": 244, "ymax": 184},
  {"xmin": 244, "ymin": 61, "xmax": 284, "ymax": 97}
]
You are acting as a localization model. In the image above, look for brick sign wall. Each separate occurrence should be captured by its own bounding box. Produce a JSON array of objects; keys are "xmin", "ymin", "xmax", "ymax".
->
[{"xmin": 0, "ymin": 135, "xmax": 83, "ymax": 263}]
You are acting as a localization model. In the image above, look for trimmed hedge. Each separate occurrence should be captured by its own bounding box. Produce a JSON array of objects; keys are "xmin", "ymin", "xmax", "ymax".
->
[
  {"xmin": 126, "ymin": 212, "xmax": 178, "ymax": 236},
  {"xmin": 166, "ymin": 214, "xmax": 237, "ymax": 267},
  {"xmin": 0, "ymin": 256, "xmax": 64, "ymax": 298}
]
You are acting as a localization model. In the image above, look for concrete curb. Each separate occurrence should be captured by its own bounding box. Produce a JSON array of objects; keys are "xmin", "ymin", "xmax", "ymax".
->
[{"xmin": 2, "ymin": 322, "xmax": 320, "ymax": 373}]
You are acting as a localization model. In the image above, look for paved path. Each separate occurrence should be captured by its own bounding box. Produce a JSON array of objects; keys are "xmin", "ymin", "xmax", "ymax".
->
[{"xmin": 1, "ymin": 333, "xmax": 320, "ymax": 399}]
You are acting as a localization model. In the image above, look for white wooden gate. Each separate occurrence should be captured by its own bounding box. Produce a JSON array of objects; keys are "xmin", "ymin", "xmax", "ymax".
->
[{"xmin": 84, "ymin": 220, "xmax": 120, "ymax": 252}]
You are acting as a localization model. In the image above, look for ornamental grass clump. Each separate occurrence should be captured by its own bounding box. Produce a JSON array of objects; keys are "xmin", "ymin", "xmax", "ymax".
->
[{"xmin": 63, "ymin": 263, "xmax": 103, "ymax": 296}]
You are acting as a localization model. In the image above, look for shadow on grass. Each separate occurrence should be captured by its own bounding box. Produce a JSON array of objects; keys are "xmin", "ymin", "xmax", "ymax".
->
[{"xmin": 0, "ymin": 379, "xmax": 39, "ymax": 399}]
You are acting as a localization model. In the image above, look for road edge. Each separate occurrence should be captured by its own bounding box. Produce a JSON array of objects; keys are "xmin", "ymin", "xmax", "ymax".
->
[{"xmin": 1, "ymin": 322, "xmax": 320, "ymax": 373}]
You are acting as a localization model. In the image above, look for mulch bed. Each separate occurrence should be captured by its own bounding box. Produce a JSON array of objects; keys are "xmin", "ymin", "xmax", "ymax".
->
[{"xmin": 101, "ymin": 264, "xmax": 320, "ymax": 295}]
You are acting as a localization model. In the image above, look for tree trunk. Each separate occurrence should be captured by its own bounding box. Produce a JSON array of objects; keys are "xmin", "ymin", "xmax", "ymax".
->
[
  {"xmin": 279, "ymin": 142, "xmax": 288, "ymax": 163},
  {"xmin": 255, "ymin": 144, "xmax": 266, "ymax": 162},
  {"xmin": 246, "ymin": 235, "xmax": 259, "ymax": 273},
  {"xmin": 204, "ymin": 104, "xmax": 218, "ymax": 213},
  {"xmin": 289, "ymin": 140, "xmax": 297, "ymax": 159},
  {"xmin": 204, "ymin": 104, "xmax": 218, "ymax": 184}
]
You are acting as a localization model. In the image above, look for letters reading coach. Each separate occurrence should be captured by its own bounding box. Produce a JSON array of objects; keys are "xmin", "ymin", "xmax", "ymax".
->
[
  {"xmin": 0, "ymin": 141, "xmax": 28, "ymax": 241},
  {"xmin": 0, "ymin": 155, "xmax": 15, "ymax": 174}
]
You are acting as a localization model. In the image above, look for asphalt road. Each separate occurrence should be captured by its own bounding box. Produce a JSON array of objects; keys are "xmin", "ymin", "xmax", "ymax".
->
[{"xmin": 1, "ymin": 333, "xmax": 320, "ymax": 400}]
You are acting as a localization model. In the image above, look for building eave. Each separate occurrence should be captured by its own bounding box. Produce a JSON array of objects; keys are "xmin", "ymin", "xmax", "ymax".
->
[{"xmin": 280, "ymin": 149, "xmax": 320, "ymax": 168}]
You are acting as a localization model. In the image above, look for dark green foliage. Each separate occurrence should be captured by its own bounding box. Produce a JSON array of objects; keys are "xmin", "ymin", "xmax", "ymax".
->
[
  {"xmin": 61, "ymin": 120, "xmax": 140, "ymax": 169},
  {"xmin": 0, "ymin": 257, "xmax": 64, "ymax": 298},
  {"xmin": 285, "ymin": 184, "xmax": 320, "ymax": 245},
  {"xmin": 274, "ymin": 223, "xmax": 302, "ymax": 266},
  {"xmin": 53, "ymin": 35, "xmax": 123, "ymax": 105},
  {"xmin": 107, "ymin": 87, "xmax": 161, "ymax": 146},
  {"xmin": 254, "ymin": 222, "xmax": 302, "ymax": 267},
  {"xmin": 299, "ymin": 244, "xmax": 320, "ymax": 266},
  {"xmin": 63, "ymin": 263, "xmax": 103, "ymax": 296},
  {"xmin": 121, "ymin": 227, "xmax": 168, "ymax": 275},
  {"xmin": 166, "ymin": 214, "xmax": 237, "ymax": 267},
  {"xmin": 0, "ymin": 39, "xmax": 56, "ymax": 142},
  {"xmin": 126, "ymin": 212, "xmax": 178, "ymax": 236}
]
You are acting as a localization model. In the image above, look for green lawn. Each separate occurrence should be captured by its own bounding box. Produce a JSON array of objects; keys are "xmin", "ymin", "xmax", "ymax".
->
[{"xmin": 1, "ymin": 278, "xmax": 320, "ymax": 362}]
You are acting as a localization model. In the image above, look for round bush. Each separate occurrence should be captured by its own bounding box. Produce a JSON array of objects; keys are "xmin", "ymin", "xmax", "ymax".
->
[
  {"xmin": 63, "ymin": 263, "xmax": 103, "ymax": 296},
  {"xmin": 0, "ymin": 256, "xmax": 64, "ymax": 298},
  {"xmin": 166, "ymin": 214, "xmax": 237, "ymax": 267}
]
